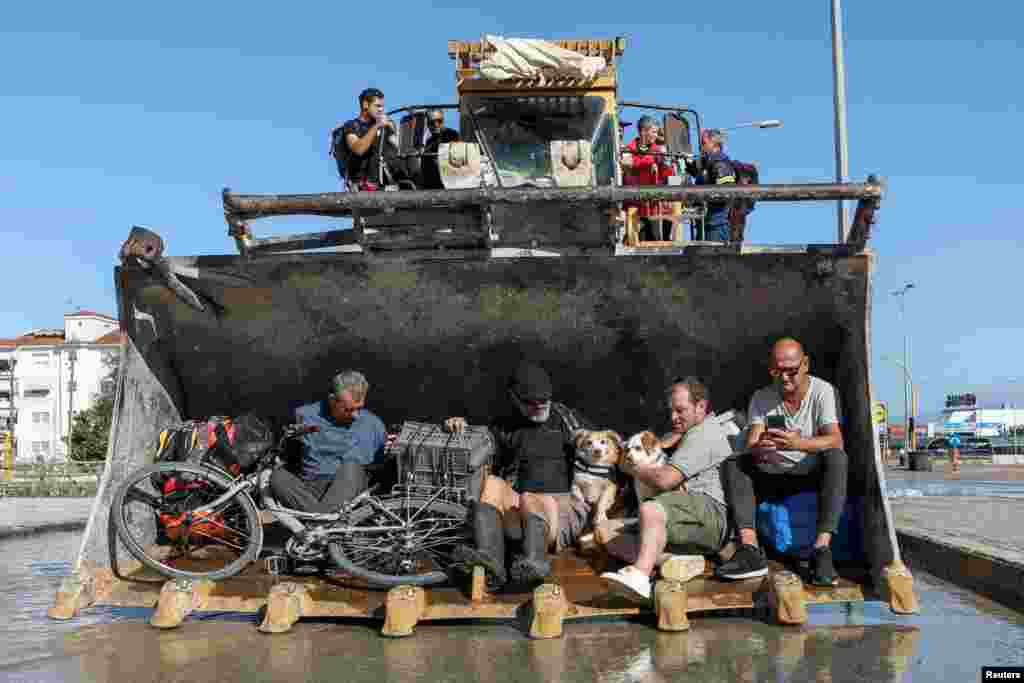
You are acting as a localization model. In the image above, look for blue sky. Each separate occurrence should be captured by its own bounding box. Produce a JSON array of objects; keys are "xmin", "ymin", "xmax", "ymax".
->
[{"xmin": 1, "ymin": 1, "xmax": 1021, "ymax": 419}]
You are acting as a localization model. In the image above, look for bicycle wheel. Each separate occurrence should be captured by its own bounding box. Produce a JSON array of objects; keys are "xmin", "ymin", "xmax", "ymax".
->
[
  {"xmin": 328, "ymin": 495, "xmax": 469, "ymax": 587},
  {"xmin": 111, "ymin": 461, "xmax": 262, "ymax": 581}
]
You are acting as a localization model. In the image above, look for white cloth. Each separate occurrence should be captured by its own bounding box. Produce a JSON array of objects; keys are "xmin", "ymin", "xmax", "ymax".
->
[{"xmin": 479, "ymin": 35, "xmax": 607, "ymax": 82}]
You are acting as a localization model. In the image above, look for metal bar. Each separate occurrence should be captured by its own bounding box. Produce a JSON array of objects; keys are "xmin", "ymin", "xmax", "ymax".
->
[
  {"xmin": 223, "ymin": 180, "xmax": 885, "ymax": 220},
  {"xmin": 244, "ymin": 229, "xmax": 361, "ymax": 254},
  {"xmin": 832, "ymin": 0, "xmax": 851, "ymax": 241}
]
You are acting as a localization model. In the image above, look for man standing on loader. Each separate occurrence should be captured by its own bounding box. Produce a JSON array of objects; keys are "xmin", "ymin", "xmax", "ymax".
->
[{"xmin": 686, "ymin": 128, "xmax": 737, "ymax": 242}]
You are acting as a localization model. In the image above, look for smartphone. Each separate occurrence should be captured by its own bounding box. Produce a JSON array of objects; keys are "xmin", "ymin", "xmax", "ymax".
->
[{"xmin": 765, "ymin": 415, "xmax": 787, "ymax": 431}]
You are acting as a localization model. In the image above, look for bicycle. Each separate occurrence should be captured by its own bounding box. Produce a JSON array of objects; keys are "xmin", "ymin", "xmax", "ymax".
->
[{"xmin": 110, "ymin": 422, "xmax": 472, "ymax": 587}]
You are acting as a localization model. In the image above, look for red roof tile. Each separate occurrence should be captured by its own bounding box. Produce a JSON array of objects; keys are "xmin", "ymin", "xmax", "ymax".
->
[{"xmin": 94, "ymin": 331, "xmax": 126, "ymax": 345}]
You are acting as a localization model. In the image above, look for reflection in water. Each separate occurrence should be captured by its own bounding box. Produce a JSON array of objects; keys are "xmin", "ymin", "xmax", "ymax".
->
[{"xmin": 55, "ymin": 619, "xmax": 921, "ymax": 683}]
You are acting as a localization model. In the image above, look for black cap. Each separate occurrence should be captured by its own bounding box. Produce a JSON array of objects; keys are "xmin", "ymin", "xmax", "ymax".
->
[{"xmin": 509, "ymin": 362, "xmax": 552, "ymax": 402}]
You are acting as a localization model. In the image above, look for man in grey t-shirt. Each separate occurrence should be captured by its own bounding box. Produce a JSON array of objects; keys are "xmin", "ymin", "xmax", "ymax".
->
[
  {"xmin": 601, "ymin": 376, "xmax": 733, "ymax": 604},
  {"xmin": 716, "ymin": 338, "xmax": 848, "ymax": 587}
]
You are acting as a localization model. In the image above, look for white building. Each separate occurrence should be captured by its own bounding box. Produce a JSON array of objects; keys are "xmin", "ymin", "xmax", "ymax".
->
[{"xmin": 4, "ymin": 311, "xmax": 123, "ymax": 463}]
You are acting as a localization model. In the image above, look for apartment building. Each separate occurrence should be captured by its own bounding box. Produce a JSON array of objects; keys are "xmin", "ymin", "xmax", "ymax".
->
[{"xmin": 4, "ymin": 311, "xmax": 124, "ymax": 463}]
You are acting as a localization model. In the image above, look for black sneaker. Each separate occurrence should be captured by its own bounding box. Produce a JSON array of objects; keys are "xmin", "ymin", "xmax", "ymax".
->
[
  {"xmin": 714, "ymin": 543, "xmax": 768, "ymax": 580},
  {"xmin": 810, "ymin": 546, "xmax": 839, "ymax": 587}
]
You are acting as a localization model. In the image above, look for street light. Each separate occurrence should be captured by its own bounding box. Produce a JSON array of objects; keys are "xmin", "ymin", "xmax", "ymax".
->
[
  {"xmin": 880, "ymin": 356, "xmax": 921, "ymax": 450},
  {"xmin": 891, "ymin": 283, "xmax": 916, "ymax": 449},
  {"xmin": 718, "ymin": 120, "xmax": 784, "ymax": 131},
  {"xmin": 832, "ymin": 0, "xmax": 851, "ymax": 242}
]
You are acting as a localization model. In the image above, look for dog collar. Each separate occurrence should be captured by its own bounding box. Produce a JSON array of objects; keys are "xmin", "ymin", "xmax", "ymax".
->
[{"xmin": 574, "ymin": 459, "xmax": 616, "ymax": 479}]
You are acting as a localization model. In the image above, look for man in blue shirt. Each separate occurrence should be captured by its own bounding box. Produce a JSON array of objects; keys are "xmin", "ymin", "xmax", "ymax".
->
[
  {"xmin": 270, "ymin": 370, "xmax": 393, "ymax": 512},
  {"xmin": 686, "ymin": 129, "xmax": 736, "ymax": 242}
]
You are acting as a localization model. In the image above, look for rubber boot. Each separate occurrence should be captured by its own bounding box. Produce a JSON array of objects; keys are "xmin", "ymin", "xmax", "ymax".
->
[
  {"xmin": 510, "ymin": 513, "xmax": 553, "ymax": 585},
  {"xmin": 450, "ymin": 502, "xmax": 507, "ymax": 590}
]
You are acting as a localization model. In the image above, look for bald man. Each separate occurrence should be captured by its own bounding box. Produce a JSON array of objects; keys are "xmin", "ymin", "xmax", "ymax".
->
[{"xmin": 716, "ymin": 338, "xmax": 847, "ymax": 586}]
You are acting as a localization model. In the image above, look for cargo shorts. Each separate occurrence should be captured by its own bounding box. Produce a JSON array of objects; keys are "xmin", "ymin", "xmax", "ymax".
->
[{"xmin": 650, "ymin": 490, "xmax": 728, "ymax": 555}]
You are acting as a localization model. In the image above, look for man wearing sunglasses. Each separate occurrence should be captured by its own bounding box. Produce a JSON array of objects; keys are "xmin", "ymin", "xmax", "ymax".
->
[
  {"xmin": 420, "ymin": 109, "xmax": 461, "ymax": 189},
  {"xmin": 715, "ymin": 337, "xmax": 848, "ymax": 587},
  {"xmin": 442, "ymin": 362, "xmax": 593, "ymax": 590}
]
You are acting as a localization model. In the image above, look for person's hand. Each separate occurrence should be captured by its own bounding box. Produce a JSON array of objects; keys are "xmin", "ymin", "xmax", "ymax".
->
[
  {"xmin": 444, "ymin": 417, "xmax": 467, "ymax": 434},
  {"xmin": 374, "ymin": 113, "xmax": 394, "ymax": 130},
  {"xmin": 766, "ymin": 428, "xmax": 803, "ymax": 451},
  {"xmin": 750, "ymin": 435, "xmax": 780, "ymax": 465},
  {"xmin": 659, "ymin": 432, "xmax": 683, "ymax": 451},
  {"xmin": 384, "ymin": 431, "xmax": 399, "ymax": 451}
]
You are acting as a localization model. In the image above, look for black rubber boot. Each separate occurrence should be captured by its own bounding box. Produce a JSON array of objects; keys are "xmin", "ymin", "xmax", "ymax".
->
[
  {"xmin": 510, "ymin": 513, "xmax": 553, "ymax": 585},
  {"xmin": 450, "ymin": 502, "xmax": 507, "ymax": 590}
]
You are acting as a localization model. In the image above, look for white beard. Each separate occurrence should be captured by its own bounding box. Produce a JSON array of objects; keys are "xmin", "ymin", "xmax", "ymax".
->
[{"xmin": 511, "ymin": 392, "xmax": 552, "ymax": 423}]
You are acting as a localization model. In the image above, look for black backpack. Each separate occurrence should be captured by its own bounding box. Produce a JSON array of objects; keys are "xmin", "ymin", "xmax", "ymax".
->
[
  {"xmin": 731, "ymin": 160, "xmax": 759, "ymax": 213},
  {"xmin": 330, "ymin": 126, "xmax": 349, "ymax": 181}
]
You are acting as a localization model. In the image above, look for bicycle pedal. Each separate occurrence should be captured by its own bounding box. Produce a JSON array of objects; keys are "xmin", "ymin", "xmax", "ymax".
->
[{"xmin": 265, "ymin": 555, "xmax": 289, "ymax": 576}]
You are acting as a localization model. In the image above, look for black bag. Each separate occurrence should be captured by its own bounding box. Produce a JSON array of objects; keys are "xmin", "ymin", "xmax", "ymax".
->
[
  {"xmin": 731, "ymin": 160, "xmax": 759, "ymax": 213},
  {"xmin": 330, "ymin": 126, "xmax": 349, "ymax": 181},
  {"xmin": 210, "ymin": 413, "xmax": 273, "ymax": 474}
]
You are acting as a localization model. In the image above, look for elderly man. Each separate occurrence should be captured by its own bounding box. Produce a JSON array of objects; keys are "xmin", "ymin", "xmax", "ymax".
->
[
  {"xmin": 716, "ymin": 338, "xmax": 848, "ymax": 586},
  {"xmin": 420, "ymin": 109, "xmax": 460, "ymax": 190},
  {"xmin": 270, "ymin": 370, "xmax": 394, "ymax": 512},
  {"xmin": 444, "ymin": 362, "xmax": 592, "ymax": 589},
  {"xmin": 600, "ymin": 377, "xmax": 733, "ymax": 603}
]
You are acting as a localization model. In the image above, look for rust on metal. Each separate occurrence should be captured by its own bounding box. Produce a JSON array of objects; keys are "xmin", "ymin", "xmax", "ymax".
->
[{"xmin": 222, "ymin": 181, "xmax": 886, "ymax": 221}]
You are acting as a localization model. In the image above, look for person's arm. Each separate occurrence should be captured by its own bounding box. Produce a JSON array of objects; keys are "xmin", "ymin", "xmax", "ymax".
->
[
  {"xmin": 766, "ymin": 423, "xmax": 843, "ymax": 453},
  {"xmin": 346, "ymin": 120, "xmax": 390, "ymax": 157},
  {"xmin": 714, "ymin": 159, "xmax": 736, "ymax": 184},
  {"xmin": 629, "ymin": 461, "xmax": 684, "ymax": 493},
  {"xmin": 766, "ymin": 384, "xmax": 844, "ymax": 453}
]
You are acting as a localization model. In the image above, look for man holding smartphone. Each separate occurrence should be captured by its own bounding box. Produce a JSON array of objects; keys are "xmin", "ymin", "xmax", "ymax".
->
[{"xmin": 715, "ymin": 338, "xmax": 848, "ymax": 586}]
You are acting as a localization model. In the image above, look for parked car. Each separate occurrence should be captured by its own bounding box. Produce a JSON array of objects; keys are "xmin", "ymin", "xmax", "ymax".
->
[{"xmin": 925, "ymin": 436, "xmax": 993, "ymax": 455}]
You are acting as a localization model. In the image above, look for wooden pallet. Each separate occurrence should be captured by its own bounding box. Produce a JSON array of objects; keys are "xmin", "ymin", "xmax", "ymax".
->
[{"xmin": 55, "ymin": 549, "xmax": 878, "ymax": 638}]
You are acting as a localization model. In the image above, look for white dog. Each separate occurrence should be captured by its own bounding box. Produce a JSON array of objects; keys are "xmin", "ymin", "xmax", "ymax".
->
[{"xmin": 625, "ymin": 431, "xmax": 668, "ymax": 502}]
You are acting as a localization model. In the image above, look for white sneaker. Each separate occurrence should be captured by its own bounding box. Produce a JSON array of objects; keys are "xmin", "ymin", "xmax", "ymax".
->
[
  {"xmin": 661, "ymin": 555, "xmax": 707, "ymax": 583},
  {"xmin": 601, "ymin": 566, "xmax": 652, "ymax": 604}
]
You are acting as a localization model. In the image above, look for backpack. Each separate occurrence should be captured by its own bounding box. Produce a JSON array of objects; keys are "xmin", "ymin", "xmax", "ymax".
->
[
  {"xmin": 151, "ymin": 415, "xmax": 271, "ymax": 542},
  {"xmin": 731, "ymin": 160, "xmax": 759, "ymax": 214},
  {"xmin": 330, "ymin": 126, "xmax": 349, "ymax": 180}
]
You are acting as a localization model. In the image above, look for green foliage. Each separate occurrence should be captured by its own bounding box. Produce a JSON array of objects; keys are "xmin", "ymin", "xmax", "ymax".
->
[
  {"xmin": 66, "ymin": 396, "xmax": 113, "ymax": 462},
  {"xmin": 65, "ymin": 349, "xmax": 120, "ymax": 462}
]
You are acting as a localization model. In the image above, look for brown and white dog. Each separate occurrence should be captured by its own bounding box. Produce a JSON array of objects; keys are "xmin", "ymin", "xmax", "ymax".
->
[
  {"xmin": 625, "ymin": 431, "xmax": 669, "ymax": 502},
  {"xmin": 571, "ymin": 430, "xmax": 625, "ymax": 533}
]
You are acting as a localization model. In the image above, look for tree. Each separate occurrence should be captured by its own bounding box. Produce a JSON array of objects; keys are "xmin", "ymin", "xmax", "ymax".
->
[
  {"xmin": 65, "ymin": 349, "xmax": 121, "ymax": 462},
  {"xmin": 66, "ymin": 396, "xmax": 113, "ymax": 461}
]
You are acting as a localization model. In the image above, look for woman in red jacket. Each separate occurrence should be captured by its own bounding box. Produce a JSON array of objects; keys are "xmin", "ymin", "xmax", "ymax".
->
[{"xmin": 622, "ymin": 116, "xmax": 674, "ymax": 242}]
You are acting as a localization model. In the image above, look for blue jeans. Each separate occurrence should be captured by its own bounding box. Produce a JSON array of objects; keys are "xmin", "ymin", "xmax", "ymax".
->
[{"xmin": 703, "ymin": 221, "xmax": 729, "ymax": 242}]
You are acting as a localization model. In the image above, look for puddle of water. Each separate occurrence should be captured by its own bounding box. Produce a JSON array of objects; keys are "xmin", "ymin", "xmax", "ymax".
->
[
  {"xmin": 886, "ymin": 480, "xmax": 1024, "ymax": 499},
  {"xmin": 2, "ymin": 532, "xmax": 1024, "ymax": 681}
]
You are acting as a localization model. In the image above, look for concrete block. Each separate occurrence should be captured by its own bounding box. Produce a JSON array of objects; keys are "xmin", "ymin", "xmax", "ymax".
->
[
  {"xmin": 150, "ymin": 578, "xmax": 215, "ymax": 629},
  {"xmin": 654, "ymin": 580, "xmax": 689, "ymax": 631},
  {"xmin": 259, "ymin": 581, "xmax": 312, "ymax": 634}
]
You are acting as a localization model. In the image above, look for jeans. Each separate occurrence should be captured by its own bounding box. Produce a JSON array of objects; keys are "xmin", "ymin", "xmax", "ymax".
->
[
  {"xmin": 269, "ymin": 460, "xmax": 394, "ymax": 513},
  {"xmin": 721, "ymin": 449, "xmax": 849, "ymax": 536},
  {"xmin": 703, "ymin": 220, "xmax": 729, "ymax": 242}
]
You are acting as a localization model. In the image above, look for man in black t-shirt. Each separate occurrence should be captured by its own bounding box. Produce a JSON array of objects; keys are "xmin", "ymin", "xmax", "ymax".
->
[
  {"xmin": 330, "ymin": 87, "xmax": 398, "ymax": 190},
  {"xmin": 443, "ymin": 363, "xmax": 593, "ymax": 589}
]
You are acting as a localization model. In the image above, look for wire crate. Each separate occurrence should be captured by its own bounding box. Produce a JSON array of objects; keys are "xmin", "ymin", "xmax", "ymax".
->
[{"xmin": 387, "ymin": 421, "xmax": 494, "ymax": 501}]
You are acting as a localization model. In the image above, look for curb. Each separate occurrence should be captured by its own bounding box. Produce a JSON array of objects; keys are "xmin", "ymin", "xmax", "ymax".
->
[
  {"xmin": 0, "ymin": 520, "xmax": 89, "ymax": 541},
  {"xmin": 897, "ymin": 528, "xmax": 1024, "ymax": 612}
]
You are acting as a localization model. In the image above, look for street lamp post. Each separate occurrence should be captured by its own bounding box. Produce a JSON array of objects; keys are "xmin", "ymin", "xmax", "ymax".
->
[
  {"xmin": 881, "ymin": 354, "xmax": 917, "ymax": 451},
  {"xmin": 891, "ymin": 283, "xmax": 916, "ymax": 450},
  {"xmin": 831, "ymin": 0, "xmax": 851, "ymax": 242},
  {"xmin": 718, "ymin": 120, "xmax": 784, "ymax": 132}
]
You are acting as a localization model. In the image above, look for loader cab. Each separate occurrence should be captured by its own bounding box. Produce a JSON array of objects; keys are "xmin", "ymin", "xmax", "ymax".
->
[{"xmin": 460, "ymin": 94, "xmax": 619, "ymax": 188}]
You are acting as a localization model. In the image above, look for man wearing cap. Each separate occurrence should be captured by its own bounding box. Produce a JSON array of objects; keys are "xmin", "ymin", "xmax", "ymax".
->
[
  {"xmin": 443, "ymin": 362, "xmax": 593, "ymax": 589},
  {"xmin": 270, "ymin": 370, "xmax": 397, "ymax": 512}
]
